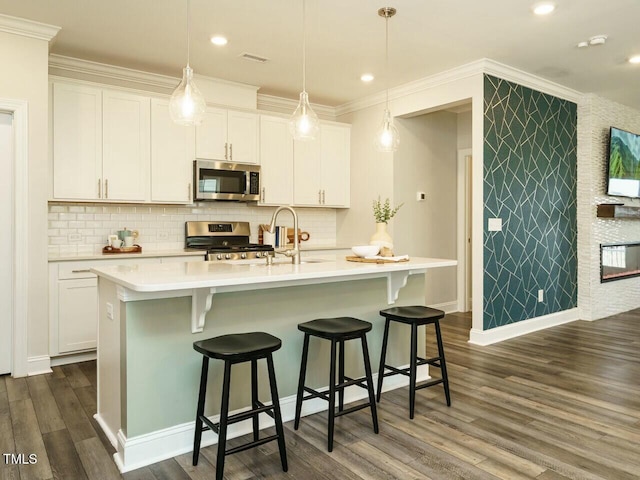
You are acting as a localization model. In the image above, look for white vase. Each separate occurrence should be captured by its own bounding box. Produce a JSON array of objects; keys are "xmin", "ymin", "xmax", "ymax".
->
[{"xmin": 369, "ymin": 222, "xmax": 393, "ymax": 250}]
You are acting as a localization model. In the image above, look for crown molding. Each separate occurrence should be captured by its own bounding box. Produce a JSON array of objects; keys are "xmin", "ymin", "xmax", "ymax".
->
[
  {"xmin": 0, "ymin": 13, "xmax": 60, "ymax": 42},
  {"xmin": 335, "ymin": 58, "xmax": 585, "ymax": 116},
  {"xmin": 257, "ymin": 93, "xmax": 337, "ymax": 119}
]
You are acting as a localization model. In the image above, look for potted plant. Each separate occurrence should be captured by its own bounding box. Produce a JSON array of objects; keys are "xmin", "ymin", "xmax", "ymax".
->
[{"xmin": 370, "ymin": 197, "xmax": 403, "ymax": 256}]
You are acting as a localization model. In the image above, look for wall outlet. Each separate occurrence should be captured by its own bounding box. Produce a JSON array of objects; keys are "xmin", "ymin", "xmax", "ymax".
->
[
  {"xmin": 68, "ymin": 233, "xmax": 82, "ymax": 242},
  {"xmin": 488, "ymin": 218, "xmax": 502, "ymax": 231},
  {"xmin": 416, "ymin": 192, "xmax": 426, "ymax": 201},
  {"xmin": 158, "ymin": 231, "xmax": 169, "ymax": 240},
  {"xmin": 106, "ymin": 302, "xmax": 114, "ymax": 320},
  {"xmin": 538, "ymin": 289, "xmax": 544, "ymax": 303}
]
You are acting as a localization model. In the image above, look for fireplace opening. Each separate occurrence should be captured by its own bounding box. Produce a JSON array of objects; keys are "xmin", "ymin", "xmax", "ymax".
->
[{"xmin": 600, "ymin": 242, "xmax": 640, "ymax": 282}]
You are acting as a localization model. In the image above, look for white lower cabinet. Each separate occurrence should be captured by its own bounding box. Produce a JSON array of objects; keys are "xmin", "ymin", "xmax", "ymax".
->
[{"xmin": 49, "ymin": 255, "xmax": 203, "ymax": 357}]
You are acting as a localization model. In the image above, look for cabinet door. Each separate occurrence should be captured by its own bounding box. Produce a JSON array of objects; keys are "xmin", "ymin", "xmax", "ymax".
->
[
  {"xmin": 293, "ymin": 138, "xmax": 322, "ymax": 206},
  {"xmin": 150, "ymin": 98, "xmax": 195, "ymax": 203},
  {"xmin": 320, "ymin": 124, "xmax": 350, "ymax": 207},
  {"xmin": 195, "ymin": 107, "xmax": 227, "ymax": 160},
  {"xmin": 227, "ymin": 110, "xmax": 259, "ymax": 164},
  {"xmin": 259, "ymin": 116, "xmax": 293, "ymax": 205},
  {"xmin": 52, "ymin": 83, "xmax": 103, "ymax": 200},
  {"xmin": 58, "ymin": 278, "xmax": 98, "ymax": 353},
  {"xmin": 102, "ymin": 90, "xmax": 150, "ymax": 201}
]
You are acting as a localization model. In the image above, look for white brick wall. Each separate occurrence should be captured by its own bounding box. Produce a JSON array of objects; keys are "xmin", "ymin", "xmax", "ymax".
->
[
  {"xmin": 578, "ymin": 94, "xmax": 640, "ymax": 320},
  {"xmin": 48, "ymin": 202, "xmax": 337, "ymax": 256}
]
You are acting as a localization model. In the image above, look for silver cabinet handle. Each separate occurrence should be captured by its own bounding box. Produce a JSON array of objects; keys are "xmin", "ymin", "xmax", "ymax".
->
[
  {"xmin": 105, "ymin": 179, "xmax": 109, "ymax": 199},
  {"xmin": 71, "ymin": 269, "xmax": 92, "ymax": 273},
  {"xmin": 224, "ymin": 142, "xmax": 228, "ymax": 160},
  {"xmin": 188, "ymin": 183, "xmax": 192, "ymax": 201},
  {"xmin": 261, "ymin": 187, "xmax": 265, "ymax": 203},
  {"xmin": 322, "ymin": 190, "xmax": 326, "ymax": 204},
  {"xmin": 318, "ymin": 189, "xmax": 322, "ymax": 204},
  {"xmin": 229, "ymin": 143, "xmax": 233, "ymax": 160},
  {"xmin": 98, "ymin": 179, "xmax": 102, "ymax": 198}
]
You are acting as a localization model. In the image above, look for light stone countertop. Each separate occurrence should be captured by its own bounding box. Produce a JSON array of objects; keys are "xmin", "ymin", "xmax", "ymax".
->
[{"xmin": 48, "ymin": 249, "xmax": 207, "ymax": 262}]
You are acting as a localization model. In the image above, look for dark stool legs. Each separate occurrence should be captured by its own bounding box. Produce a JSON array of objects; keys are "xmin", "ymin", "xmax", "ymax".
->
[
  {"xmin": 294, "ymin": 317, "xmax": 378, "ymax": 452},
  {"xmin": 192, "ymin": 332, "xmax": 287, "ymax": 480},
  {"xmin": 376, "ymin": 306, "xmax": 451, "ymax": 419}
]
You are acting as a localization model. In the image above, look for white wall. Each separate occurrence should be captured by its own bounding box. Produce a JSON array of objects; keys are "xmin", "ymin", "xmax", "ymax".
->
[
  {"xmin": 457, "ymin": 110, "xmax": 472, "ymax": 149},
  {"xmin": 577, "ymin": 94, "xmax": 640, "ymax": 320},
  {"xmin": 0, "ymin": 31, "xmax": 51, "ymax": 366},
  {"xmin": 393, "ymin": 112, "xmax": 458, "ymax": 307},
  {"xmin": 48, "ymin": 202, "xmax": 337, "ymax": 255},
  {"xmin": 0, "ymin": 113, "xmax": 12, "ymax": 374}
]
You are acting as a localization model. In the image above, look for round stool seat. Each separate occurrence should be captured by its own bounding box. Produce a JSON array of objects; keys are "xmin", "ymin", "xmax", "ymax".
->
[
  {"xmin": 298, "ymin": 317, "xmax": 372, "ymax": 340},
  {"xmin": 380, "ymin": 306, "xmax": 444, "ymax": 324},
  {"xmin": 194, "ymin": 332, "xmax": 281, "ymax": 361}
]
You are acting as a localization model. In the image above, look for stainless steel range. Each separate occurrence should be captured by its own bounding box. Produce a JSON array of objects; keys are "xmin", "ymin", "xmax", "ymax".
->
[{"xmin": 185, "ymin": 221, "xmax": 274, "ymax": 261}]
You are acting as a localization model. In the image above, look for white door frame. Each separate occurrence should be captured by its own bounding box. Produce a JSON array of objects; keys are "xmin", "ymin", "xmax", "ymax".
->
[
  {"xmin": 1, "ymin": 98, "xmax": 29, "ymax": 377},
  {"xmin": 456, "ymin": 148, "xmax": 472, "ymax": 312}
]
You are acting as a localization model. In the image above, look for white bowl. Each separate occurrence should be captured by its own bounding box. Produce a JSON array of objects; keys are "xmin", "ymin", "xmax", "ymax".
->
[{"xmin": 351, "ymin": 245, "xmax": 380, "ymax": 257}]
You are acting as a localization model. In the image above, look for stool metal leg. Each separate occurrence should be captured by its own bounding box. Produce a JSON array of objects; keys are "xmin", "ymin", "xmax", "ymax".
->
[
  {"xmin": 215, "ymin": 361, "xmax": 232, "ymax": 480},
  {"xmin": 251, "ymin": 359, "xmax": 259, "ymax": 441},
  {"xmin": 266, "ymin": 354, "xmax": 288, "ymax": 472},
  {"xmin": 294, "ymin": 333, "xmax": 310, "ymax": 430},
  {"xmin": 193, "ymin": 356, "xmax": 209, "ymax": 466},
  {"xmin": 360, "ymin": 334, "xmax": 379, "ymax": 434},
  {"xmin": 435, "ymin": 320, "xmax": 451, "ymax": 406},
  {"xmin": 409, "ymin": 323, "xmax": 418, "ymax": 419},
  {"xmin": 338, "ymin": 340, "xmax": 345, "ymax": 412},
  {"xmin": 376, "ymin": 318, "xmax": 390, "ymax": 402},
  {"xmin": 327, "ymin": 339, "xmax": 337, "ymax": 452}
]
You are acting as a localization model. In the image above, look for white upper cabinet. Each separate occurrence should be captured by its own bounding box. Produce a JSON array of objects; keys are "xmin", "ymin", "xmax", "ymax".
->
[
  {"xmin": 150, "ymin": 98, "xmax": 195, "ymax": 203},
  {"xmin": 196, "ymin": 107, "xmax": 259, "ymax": 164},
  {"xmin": 293, "ymin": 123, "xmax": 350, "ymax": 208},
  {"xmin": 259, "ymin": 115, "xmax": 294, "ymax": 205},
  {"xmin": 52, "ymin": 83, "xmax": 103, "ymax": 200},
  {"xmin": 102, "ymin": 90, "xmax": 150, "ymax": 201}
]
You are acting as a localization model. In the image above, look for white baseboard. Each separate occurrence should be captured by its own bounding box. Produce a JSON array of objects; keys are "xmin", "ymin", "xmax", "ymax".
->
[
  {"xmin": 27, "ymin": 355, "xmax": 52, "ymax": 376},
  {"xmin": 50, "ymin": 350, "xmax": 97, "ymax": 367},
  {"xmin": 111, "ymin": 364, "xmax": 429, "ymax": 473},
  {"xmin": 429, "ymin": 301, "xmax": 459, "ymax": 315},
  {"xmin": 468, "ymin": 308, "xmax": 579, "ymax": 346},
  {"xmin": 94, "ymin": 413, "xmax": 119, "ymax": 449}
]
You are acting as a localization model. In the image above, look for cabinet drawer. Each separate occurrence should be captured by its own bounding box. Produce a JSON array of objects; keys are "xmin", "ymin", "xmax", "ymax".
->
[{"xmin": 58, "ymin": 262, "xmax": 97, "ymax": 280}]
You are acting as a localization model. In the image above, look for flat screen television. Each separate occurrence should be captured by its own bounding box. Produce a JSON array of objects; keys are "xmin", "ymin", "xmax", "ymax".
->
[{"xmin": 607, "ymin": 126, "xmax": 640, "ymax": 199}]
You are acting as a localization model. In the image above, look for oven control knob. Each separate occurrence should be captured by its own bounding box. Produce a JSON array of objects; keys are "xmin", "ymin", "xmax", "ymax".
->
[
  {"xmin": 216, "ymin": 254, "xmax": 222, "ymax": 260},
  {"xmin": 255, "ymin": 252, "xmax": 262, "ymax": 258},
  {"xmin": 241, "ymin": 253, "xmax": 247, "ymax": 259},
  {"xmin": 225, "ymin": 254, "xmax": 231, "ymax": 260}
]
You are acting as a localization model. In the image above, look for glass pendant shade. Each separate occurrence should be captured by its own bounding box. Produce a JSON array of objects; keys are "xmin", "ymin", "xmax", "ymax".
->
[
  {"xmin": 375, "ymin": 108, "xmax": 400, "ymax": 152},
  {"xmin": 169, "ymin": 66, "xmax": 206, "ymax": 126},
  {"xmin": 289, "ymin": 91, "xmax": 320, "ymax": 141}
]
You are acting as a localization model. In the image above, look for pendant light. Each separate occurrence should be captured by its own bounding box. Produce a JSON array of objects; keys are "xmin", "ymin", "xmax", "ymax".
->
[
  {"xmin": 374, "ymin": 7, "xmax": 399, "ymax": 152},
  {"xmin": 289, "ymin": 0, "xmax": 319, "ymax": 141},
  {"xmin": 170, "ymin": 0, "xmax": 206, "ymax": 126}
]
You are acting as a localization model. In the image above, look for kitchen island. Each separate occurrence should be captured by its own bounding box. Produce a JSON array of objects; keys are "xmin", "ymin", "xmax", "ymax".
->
[{"xmin": 91, "ymin": 254, "xmax": 456, "ymax": 472}]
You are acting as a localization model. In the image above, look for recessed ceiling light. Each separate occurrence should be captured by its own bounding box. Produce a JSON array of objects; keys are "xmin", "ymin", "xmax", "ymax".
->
[
  {"xmin": 629, "ymin": 55, "xmax": 640, "ymax": 64},
  {"xmin": 361, "ymin": 74, "xmax": 374, "ymax": 82},
  {"xmin": 210, "ymin": 36, "xmax": 228, "ymax": 46},
  {"xmin": 532, "ymin": 2, "xmax": 556, "ymax": 15}
]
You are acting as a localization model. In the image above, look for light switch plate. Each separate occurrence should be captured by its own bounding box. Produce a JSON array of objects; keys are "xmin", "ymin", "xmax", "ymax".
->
[{"xmin": 488, "ymin": 218, "xmax": 502, "ymax": 231}]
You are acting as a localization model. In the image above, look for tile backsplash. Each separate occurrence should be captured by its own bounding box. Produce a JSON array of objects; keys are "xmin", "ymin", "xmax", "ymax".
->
[{"xmin": 48, "ymin": 202, "xmax": 337, "ymax": 256}]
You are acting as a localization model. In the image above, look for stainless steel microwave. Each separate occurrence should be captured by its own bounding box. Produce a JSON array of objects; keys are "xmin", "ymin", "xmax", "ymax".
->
[{"xmin": 193, "ymin": 160, "xmax": 260, "ymax": 202}]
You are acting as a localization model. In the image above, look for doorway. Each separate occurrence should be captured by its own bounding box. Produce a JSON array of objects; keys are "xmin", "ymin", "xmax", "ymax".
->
[
  {"xmin": 457, "ymin": 148, "xmax": 472, "ymax": 313},
  {"xmin": 0, "ymin": 112, "xmax": 13, "ymax": 375}
]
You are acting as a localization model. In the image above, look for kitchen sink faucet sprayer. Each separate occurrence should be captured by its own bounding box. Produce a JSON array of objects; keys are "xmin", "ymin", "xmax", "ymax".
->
[{"xmin": 268, "ymin": 206, "xmax": 300, "ymax": 264}]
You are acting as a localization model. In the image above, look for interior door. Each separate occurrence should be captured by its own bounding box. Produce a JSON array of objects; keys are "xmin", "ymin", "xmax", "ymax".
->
[{"xmin": 0, "ymin": 112, "xmax": 13, "ymax": 374}]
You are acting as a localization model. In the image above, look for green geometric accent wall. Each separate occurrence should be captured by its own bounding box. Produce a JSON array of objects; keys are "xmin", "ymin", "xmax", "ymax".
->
[{"xmin": 483, "ymin": 75, "xmax": 577, "ymax": 330}]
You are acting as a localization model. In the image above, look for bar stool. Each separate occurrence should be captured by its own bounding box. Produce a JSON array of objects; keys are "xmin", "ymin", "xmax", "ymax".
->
[
  {"xmin": 192, "ymin": 332, "xmax": 287, "ymax": 480},
  {"xmin": 294, "ymin": 317, "xmax": 379, "ymax": 452},
  {"xmin": 376, "ymin": 306, "xmax": 451, "ymax": 419}
]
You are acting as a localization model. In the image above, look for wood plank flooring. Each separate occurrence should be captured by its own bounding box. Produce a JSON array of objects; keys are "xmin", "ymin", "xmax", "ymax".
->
[{"xmin": 1, "ymin": 309, "xmax": 639, "ymax": 479}]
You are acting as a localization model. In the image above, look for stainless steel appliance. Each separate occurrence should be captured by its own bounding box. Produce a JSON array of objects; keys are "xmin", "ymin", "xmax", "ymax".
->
[
  {"xmin": 185, "ymin": 221, "xmax": 274, "ymax": 261},
  {"xmin": 193, "ymin": 160, "xmax": 260, "ymax": 202}
]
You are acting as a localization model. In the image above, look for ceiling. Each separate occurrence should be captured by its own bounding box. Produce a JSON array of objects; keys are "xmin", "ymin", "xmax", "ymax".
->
[{"xmin": 1, "ymin": 0, "xmax": 639, "ymax": 109}]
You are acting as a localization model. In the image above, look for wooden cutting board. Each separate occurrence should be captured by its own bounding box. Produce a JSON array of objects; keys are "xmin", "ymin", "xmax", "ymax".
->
[{"xmin": 345, "ymin": 256, "xmax": 409, "ymax": 264}]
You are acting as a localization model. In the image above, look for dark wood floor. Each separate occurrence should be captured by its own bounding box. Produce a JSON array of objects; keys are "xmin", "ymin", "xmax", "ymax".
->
[{"xmin": 2, "ymin": 309, "xmax": 640, "ymax": 480}]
